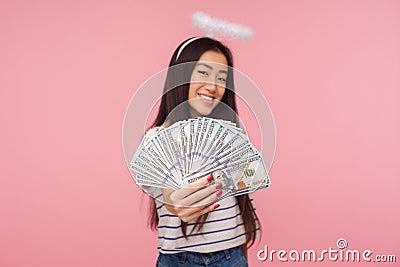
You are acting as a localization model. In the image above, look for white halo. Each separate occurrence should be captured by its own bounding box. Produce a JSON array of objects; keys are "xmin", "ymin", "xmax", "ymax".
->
[{"xmin": 192, "ymin": 11, "xmax": 254, "ymax": 40}]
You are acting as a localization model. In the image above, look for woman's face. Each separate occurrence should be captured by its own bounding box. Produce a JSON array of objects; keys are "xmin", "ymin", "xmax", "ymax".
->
[{"xmin": 188, "ymin": 50, "xmax": 228, "ymax": 117}]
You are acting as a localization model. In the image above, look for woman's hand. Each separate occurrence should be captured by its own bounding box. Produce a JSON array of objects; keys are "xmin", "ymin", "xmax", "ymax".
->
[{"xmin": 162, "ymin": 175, "xmax": 222, "ymax": 222}]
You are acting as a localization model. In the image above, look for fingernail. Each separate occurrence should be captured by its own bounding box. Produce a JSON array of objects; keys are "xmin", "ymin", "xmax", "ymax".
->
[
  {"xmin": 207, "ymin": 175, "xmax": 213, "ymax": 182},
  {"xmin": 215, "ymin": 183, "xmax": 222, "ymax": 189},
  {"xmin": 214, "ymin": 203, "xmax": 220, "ymax": 209},
  {"xmin": 216, "ymin": 190, "xmax": 222, "ymax": 197}
]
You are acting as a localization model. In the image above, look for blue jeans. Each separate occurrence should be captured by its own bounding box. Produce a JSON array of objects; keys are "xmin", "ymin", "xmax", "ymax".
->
[{"xmin": 156, "ymin": 246, "xmax": 248, "ymax": 267}]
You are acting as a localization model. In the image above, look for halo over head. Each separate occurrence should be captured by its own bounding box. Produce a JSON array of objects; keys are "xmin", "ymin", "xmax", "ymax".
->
[
  {"xmin": 191, "ymin": 11, "xmax": 254, "ymax": 40},
  {"xmin": 175, "ymin": 12, "xmax": 255, "ymax": 61}
]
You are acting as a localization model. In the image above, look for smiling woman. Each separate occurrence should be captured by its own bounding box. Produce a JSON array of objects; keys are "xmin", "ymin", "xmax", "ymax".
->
[{"xmin": 137, "ymin": 37, "xmax": 260, "ymax": 267}]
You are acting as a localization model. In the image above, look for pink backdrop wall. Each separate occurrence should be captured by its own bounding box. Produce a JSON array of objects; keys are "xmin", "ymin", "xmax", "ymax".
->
[{"xmin": 1, "ymin": 0, "xmax": 399, "ymax": 266}]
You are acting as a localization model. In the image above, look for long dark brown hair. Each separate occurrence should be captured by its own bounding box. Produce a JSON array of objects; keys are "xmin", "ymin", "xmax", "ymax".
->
[{"xmin": 148, "ymin": 37, "xmax": 261, "ymax": 248}]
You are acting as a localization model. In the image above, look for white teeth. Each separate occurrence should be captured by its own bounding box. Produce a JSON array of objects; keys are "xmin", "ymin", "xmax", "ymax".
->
[{"xmin": 199, "ymin": 94, "xmax": 213, "ymax": 101}]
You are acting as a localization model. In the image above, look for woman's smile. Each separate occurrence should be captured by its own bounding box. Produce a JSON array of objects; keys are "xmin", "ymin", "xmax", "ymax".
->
[{"xmin": 197, "ymin": 92, "xmax": 215, "ymax": 105}]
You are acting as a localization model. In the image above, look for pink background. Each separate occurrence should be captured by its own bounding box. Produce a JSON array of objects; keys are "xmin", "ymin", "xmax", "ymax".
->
[{"xmin": 1, "ymin": 0, "xmax": 399, "ymax": 266}]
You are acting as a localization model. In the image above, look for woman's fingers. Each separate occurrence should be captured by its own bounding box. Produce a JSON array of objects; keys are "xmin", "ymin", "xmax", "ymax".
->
[
  {"xmin": 161, "ymin": 174, "xmax": 223, "ymax": 221},
  {"xmin": 186, "ymin": 175, "xmax": 213, "ymax": 188},
  {"xmin": 192, "ymin": 186, "xmax": 222, "ymax": 206},
  {"xmin": 169, "ymin": 175, "xmax": 213, "ymax": 202},
  {"xmin": 171, "ymin": 185, "xmax": 222, "ymax": 220},
  {"xmin": 183, "ymin": 183, "xmax": 222, "ymax": 206}
]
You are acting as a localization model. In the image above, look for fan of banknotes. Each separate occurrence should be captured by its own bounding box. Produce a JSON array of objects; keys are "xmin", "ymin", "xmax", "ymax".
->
[{"xmin": 130, "ymin": 117, "xmax": 270, "ymax": 199}]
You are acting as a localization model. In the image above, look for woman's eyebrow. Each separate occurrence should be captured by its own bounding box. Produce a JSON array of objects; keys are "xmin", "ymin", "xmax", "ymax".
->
[{"xmin": 196, "ymin": 63, "xmax": 228, "ymax": 74}]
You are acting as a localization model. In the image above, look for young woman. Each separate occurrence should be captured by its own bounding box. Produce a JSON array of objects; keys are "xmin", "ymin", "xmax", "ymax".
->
[{"xmin": 142, "ymin": 37, "xmax": 261, "ymax": 266}]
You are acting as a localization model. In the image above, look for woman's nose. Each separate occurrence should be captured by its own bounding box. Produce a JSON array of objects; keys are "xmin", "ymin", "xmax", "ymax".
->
[{"xmin": 204, "ymin": 80, "xmax": 217, "ymax": 92}]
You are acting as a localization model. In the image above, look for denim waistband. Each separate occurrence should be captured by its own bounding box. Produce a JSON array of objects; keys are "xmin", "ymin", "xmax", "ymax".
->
[{"xmin": 163, "ymin": 246, "xmax": 241, "ymax": 265}]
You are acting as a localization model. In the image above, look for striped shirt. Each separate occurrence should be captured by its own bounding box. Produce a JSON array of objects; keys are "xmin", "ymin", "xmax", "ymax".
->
[{"xmin": 141, "ymin": 187, "xmax": 258, "ymax": 254}]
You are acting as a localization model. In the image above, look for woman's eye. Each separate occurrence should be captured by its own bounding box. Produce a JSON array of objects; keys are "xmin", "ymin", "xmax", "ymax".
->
[
  {"xmin": 218, "ymin": 77, "xmax": 227, "ymax": 82},
  {"xmin": 198, "ymin": 70, "xmax": 208, "ymax": 75}
]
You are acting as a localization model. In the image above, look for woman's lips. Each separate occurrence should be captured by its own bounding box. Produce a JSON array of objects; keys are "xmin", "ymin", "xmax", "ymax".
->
[{"xmin": 197, "ymin": 93, "xmax": 214, "ymax": 106}]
